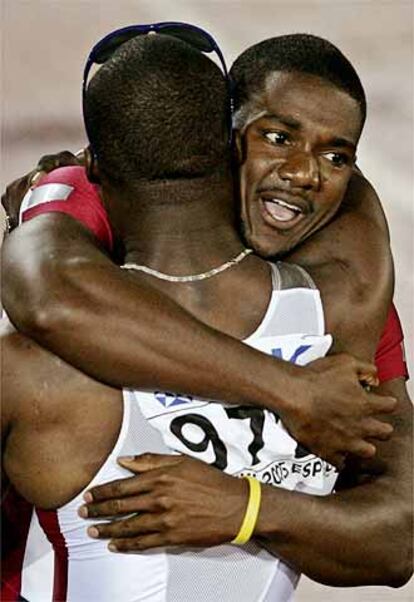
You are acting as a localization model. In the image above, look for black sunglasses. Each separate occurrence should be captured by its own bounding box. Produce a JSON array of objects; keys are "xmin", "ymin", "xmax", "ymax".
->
[{"xmin": 82, "ymin": 21, "xmax": 233, "ymax": 154}]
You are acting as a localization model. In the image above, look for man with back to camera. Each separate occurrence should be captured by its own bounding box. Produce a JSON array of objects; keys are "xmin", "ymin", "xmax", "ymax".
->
[
  {"xmin": 2, "ymin": 28, "xmax": 403, "ymax": 466},
  {"xmin": 0, "ymin": 25, "xmax": 410, "ymax": 596}
]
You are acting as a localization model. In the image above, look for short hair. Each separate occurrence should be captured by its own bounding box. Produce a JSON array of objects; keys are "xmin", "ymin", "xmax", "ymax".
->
[
  {"xmin": 84, "ymin": 34, "xmax": 230, "ymax": 186},
  {"xmin": 230, "ymin": 33, "xmax": 366, "ymax": 129}
]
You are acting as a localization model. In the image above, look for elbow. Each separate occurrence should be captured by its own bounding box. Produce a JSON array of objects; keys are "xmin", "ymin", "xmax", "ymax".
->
[
  {"xmin": 4, "ymin": 287, "xmax": 65, "ymax": 339},
  {"xmin": 322, "ymin": 499, "xmax": 413, "ymax": 588},
  {"xmin": 389, "ymin": 566, "xmax": 413, "ymax": 590},
  {"xmin": 2, "ymin": 261, "xmax": 71, "ymax": 339},
  {"xmin": 389, "ymin": 496, "xmax": 413, "ymax": 587},
  {"xmin": 21, "ymin": 303, "xmax": 63, "ymax": 339},
  {"xmin": 385, "ymin": 555, "xmax": 413, "ymax": 589},
  {"xmin": 375, "ymin": 503, "xmax": 413, "ymax": 588},
  {"xmin": 2, "ymin": 217, "xmax": 93, "ymax": 339},
  {"xmin": 388, "ymin": 524, "xmax": 413, "ymax": 588}
]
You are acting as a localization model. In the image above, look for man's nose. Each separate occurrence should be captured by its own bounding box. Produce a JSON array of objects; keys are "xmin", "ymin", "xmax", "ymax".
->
[{"xmin": 278, "ymin": 151, "xmax": 320, "ymax": 191}]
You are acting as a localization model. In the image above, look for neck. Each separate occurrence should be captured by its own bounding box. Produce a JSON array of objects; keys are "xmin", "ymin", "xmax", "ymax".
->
[{"xmin": 104, "ymin": 174, "xmax": 246, "ymax": 275}]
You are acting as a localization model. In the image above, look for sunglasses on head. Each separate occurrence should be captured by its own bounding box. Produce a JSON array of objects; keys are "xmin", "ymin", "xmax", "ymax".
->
[{"xmin": 82, "ymin": 21, "xmax": 234, "ymax": 156}]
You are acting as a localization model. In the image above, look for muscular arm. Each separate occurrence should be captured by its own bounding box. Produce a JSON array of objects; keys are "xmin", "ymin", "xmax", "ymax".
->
[
  {"xmin": 0, "ymin": 169, "xmax": 397, "ymax": 465},
  {"xmin": 257, "ymin": 377, "xmax": 412, "ymax": 587},
  {"xmin": 2, "ymin": 214, "xmax": 300, "ymax": 404},
  {"xmin": 2, "ymin": 165, "xmax": 392, "ymax": 373},
  {"xmin": 84, "ymin": 378, "xmax": 412, "ymax": 588}
]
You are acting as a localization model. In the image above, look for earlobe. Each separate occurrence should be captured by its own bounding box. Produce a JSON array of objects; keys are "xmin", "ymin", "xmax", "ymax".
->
[{"xmin": 85, "ymin": 146, "xmax": 101, "ymax": 184}]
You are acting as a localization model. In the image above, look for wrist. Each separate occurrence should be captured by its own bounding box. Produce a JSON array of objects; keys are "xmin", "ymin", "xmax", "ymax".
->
[
  {"xmin": 254, "ymin": 484, "xmax": 291, "ymax": 541},
  {"xmin": 253, "ymin": 357, "xmax": 306, "ymax": 416},
  {"xmin": 232, "ymin": 476, "xmax": 262, "ymax": 545}
]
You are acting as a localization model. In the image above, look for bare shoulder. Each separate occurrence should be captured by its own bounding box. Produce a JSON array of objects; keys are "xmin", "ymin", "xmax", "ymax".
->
[
  {"xmin": 1, "ymin": 317, "xmax": 42, "ymax": 400},
  {"xmin": 1, "ymin": 317, "xmax": 58, "ymax": 436},
  {"xmin": 330, "ymin": 171, "xmax": 392, "ymax": 275},
  {"xmin": 1, "ymin": 317, "xmax": 122, "ymax": 508},
  {"xmin": 290, "ymin": 171, "xmax": 391, "ymax": 276},
  {"xmin": 287, "ymin": 172, "xmax": 394, "ymax": 358},
  {"xmin": 343, "ymin": 170, "xmax": 389, "ymax": 232},
  {"xmin": 1, "ymin": 317, "xmax": 116, "ymax": 421}
]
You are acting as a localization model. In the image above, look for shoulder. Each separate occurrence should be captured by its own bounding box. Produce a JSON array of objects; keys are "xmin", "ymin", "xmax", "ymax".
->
[
  {"xmin": 1, "ymin": 317, "xmax": 66, "ymax": 404},
  {"xmin": 0, "ymin": 317, "xmax": 36, "ymax": 358},
  {"xmin": 0, "ymin": 317, "xmax": 116, "ymax": 423},
  {"xmin": 343, "ymin": 171, "xmax": 389, "ymax": 232},
  {"xmin": 291, "ymin": 171, "xmax": 390, "ymax": 270},
  {"xmin": 287, "ymin": 172, "xmax": 393, "ymax": 356},
  {"xmin": 1, "ymin": 318, "xmax": 40, "ymax": 430}
]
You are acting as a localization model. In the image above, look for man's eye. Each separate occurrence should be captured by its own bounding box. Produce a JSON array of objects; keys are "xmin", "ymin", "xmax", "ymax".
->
[
  {"xmin": 264, "ymin": 131, "xmax": 290, "ymax": 145},
  {"xmin": 324, "ymin": 152, "xmax": 350, "ymax": 167}
]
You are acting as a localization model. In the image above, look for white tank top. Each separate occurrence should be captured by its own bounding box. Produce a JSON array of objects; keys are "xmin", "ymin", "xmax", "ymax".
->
[{"xmin": 33, "ymin": 262, "xmax": 337, "ymax": 602}]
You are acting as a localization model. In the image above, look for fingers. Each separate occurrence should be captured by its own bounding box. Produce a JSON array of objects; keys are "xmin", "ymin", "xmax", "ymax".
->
[
  {"xmin": 326, "ymin": 415, "xmax": 394, "ymax": 465},
  {"xmin": 27, "ymin": 169, "xmax": 45, "ymax": 187},
  {"xmin": 328, "ymin": 452, "xmax": 347, "ymax": 471},
  {"xmin": 118, "ymin": 453, "xmax": 183, "ymax": 473},
  {"xmin": 363, "ymin": 418, "xmax": 394, "ymax": 441},
  {"xmin": 359, "ymin": 373, "xmax": 380, "ymax": 388},
  {"xmin": 349, "ymin": 440, "xmax": 377, "ymax": 460},
  {"xmin": 87, "ymin": 512, "xmax": 161, "ymax": 540},
  {"xmin": 354, "ymin": 359, "xmax": 379, "ymax": 387},
  {"xmin": 367, "ymin": 393, "xmax": 397, "ymax": 415},
  {"xmin": 110, "ymin": 533, "xmax": 167, "ymax": 552},
  {"xmin": 84, "ymin": 455, "xmax": 181, "ymax": 502},
  {"xmin": 36, "ymin": 150, "xmax": 80, "ymax": 173},
  {"xmin": 79, "ymin": 493, "xmax": 157, "ymax": 519},
  {"xmin": 84, "ymin": 474, "xmax": 151, "ymax": 503},
  {"xmin": 343, "ymin": 415, "xmax": 394, "ymax": 459},
  {"xmin": 74, "ymin": 148, "xmax": 87, "ymax": 165},
  {"xmin": 28, "ymin": 151, "xmax": 81, "ymax": 191},
  {"xmin": 330, "ymin": 419, "xmax": 393, "ymax": 464}
]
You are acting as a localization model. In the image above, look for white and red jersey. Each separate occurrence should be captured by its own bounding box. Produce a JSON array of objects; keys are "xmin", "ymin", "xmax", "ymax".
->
[{"xmin": 26, "ymin": 262, "xmax": 335, "ymax": 602}]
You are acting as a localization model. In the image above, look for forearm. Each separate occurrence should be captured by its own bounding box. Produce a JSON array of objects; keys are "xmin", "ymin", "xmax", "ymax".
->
[
  {"xmin": 3, "ymin": 213, "xmax": 401, "ymax": 466},
  {"xmin": 257, "ymin": 379, "xmax": 413, "ymax": 587},
  {"xmin": 1, "ymin": 214, "xmax": 300, "ymax": 407},
  {"xmin": 257, "ymin": 477, "xmax": 411, "ymax": 587}
]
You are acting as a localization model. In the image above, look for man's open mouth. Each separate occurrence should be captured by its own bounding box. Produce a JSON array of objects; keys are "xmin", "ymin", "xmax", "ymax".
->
[{"xmin": 259, "ymin": 194, "xmax": 308, "ymax": 229}]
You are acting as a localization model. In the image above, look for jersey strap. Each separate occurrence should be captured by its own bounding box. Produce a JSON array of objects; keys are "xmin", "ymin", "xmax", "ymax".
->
[{"xmin": 270, "ymin": 261, "xmax": 317, "ymax": 291}]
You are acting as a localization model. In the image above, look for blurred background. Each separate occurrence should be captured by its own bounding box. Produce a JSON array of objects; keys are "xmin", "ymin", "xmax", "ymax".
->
[{"xmin": 1, "ymin": 1, "xmax": 413, "ymax": 600}]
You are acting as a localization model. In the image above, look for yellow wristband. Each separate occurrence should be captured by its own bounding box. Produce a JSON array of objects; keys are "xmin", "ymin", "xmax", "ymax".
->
[{"xmin": 231, "ymin": 476, "xmax": 262, "ymax": 545}]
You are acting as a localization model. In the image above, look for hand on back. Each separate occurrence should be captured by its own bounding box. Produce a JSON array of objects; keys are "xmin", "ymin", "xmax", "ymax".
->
[{"xmin": 282, "ymin": 354, "xmax": 396, "ymax": 468}]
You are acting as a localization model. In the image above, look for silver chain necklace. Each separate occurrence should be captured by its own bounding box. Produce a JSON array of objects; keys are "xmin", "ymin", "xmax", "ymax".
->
[{"xmin": 121, "ymin": 248, "xmax": 253, "ymax": 283}]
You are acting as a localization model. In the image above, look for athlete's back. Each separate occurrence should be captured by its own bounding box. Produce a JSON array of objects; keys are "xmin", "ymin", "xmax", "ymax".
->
[
  {"xmin": 1, "ymin": 317, "xmax": 122, "ymax": 511},
  {"xmin": 2, "ymin": 262, "xmax": 334, "ymax": 601}
]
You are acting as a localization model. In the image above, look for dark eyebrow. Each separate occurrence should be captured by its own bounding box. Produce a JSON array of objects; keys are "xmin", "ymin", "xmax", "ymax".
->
[
  {"xmin": 262, "ymin": 112, "xmax": 302, "ymax": 130},
  {"xmin": 263, "ymin": 113, "xmax": 356, "ymax": 153},
  {"xmin": 329, "ymin": 137, "xmax": 357, "ymax": 153}
]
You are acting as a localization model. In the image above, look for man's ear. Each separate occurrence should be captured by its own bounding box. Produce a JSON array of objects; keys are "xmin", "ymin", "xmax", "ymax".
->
[
  {"xmin": 233, "ymin": 130, "xmax": 247, "ymax": 166},
  {"xmin": 84, "ymin": 146, "xmax": 101, "ymax": 184}
]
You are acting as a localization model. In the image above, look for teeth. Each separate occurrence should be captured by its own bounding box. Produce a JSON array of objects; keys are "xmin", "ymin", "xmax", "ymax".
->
[
  {"xmin": 271, "ymin": 199, "xmax": 302, "ymax": 213},
  {"xmin": 263, "ymin": 198, "xmax": 301, "ymax": 223}
]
